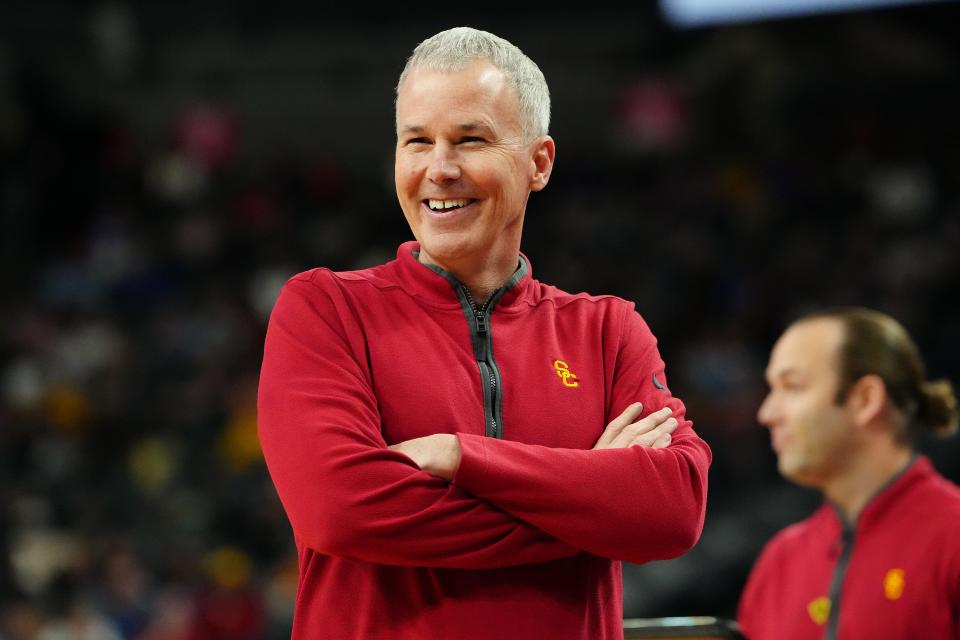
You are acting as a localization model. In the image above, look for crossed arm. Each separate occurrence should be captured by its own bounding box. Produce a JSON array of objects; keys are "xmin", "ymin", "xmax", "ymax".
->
[
  {"xmin": 391, "ymin": 402, "xmax": 678, "ymax": 479},
  {"xmin": 258, "ymin": 275, "xmax": 709, "ymax": 569}
]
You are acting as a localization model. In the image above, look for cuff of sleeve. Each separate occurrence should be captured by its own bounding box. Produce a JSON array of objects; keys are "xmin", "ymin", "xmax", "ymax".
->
[{"xmin": 452, "ymin": 432, "xmax": 489, "ymax": 487}]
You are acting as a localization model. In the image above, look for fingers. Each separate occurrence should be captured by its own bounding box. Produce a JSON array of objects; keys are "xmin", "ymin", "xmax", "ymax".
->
[
  {"xmin": 609, "ymin": 410, "xmax": 678, "ymax": 449},
  {"xmin": 592, "ymin": 402, "xmax": 644, "ymax": 449},
  {"xmin": 608, "ymin": 402, "xmax": 645, "ymax": 432},
  {"xmin": 650, "ymin": 431, "xmax": 672, "ymax": 449},
  {"xmin": 594, "ymin": 405, "xmax": 679, "ymax": 450}
]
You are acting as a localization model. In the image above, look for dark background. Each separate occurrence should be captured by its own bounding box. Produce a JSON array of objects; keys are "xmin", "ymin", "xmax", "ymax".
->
[{"xmin": 1, "ymin": 2, "xmax": 958, "ymax": 638}]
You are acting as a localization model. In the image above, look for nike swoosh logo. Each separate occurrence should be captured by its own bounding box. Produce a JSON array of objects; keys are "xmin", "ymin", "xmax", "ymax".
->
[{"xmin": 652, "ymin": 374, "xmax": 668, "ymax": 391}]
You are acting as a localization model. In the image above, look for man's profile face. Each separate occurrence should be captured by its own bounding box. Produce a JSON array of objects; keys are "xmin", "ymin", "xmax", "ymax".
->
[
  {"xmin": 757, "ymin": 319, "xmax": 859, "ymax": 488},
  {"xmin": 394, "ymin": 60, "xmax": 550, "ymax": 271}
]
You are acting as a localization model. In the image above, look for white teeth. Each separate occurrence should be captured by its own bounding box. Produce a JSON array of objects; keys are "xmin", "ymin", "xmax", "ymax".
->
[{"xmin": 428, "ymin": 198, "xmax": 469, "ymax": 210}]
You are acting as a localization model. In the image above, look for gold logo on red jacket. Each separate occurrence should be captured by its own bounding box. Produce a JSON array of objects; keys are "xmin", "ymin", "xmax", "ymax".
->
[
  {"xmin": 883, "ymin": 568, "xmax": 905, "ymax": 600},
  {"xmin": 807, "ymin": 596, "xmax": 830, "ymax": 626},
  {"xmin": 553, "ymin": 360, "xmax": 579, "ymax": 388}
]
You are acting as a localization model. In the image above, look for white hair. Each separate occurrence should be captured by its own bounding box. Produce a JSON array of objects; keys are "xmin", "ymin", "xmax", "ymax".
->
[{"xmin": 396, "ymin": 27, "xmax": 551, "ymax": 140}]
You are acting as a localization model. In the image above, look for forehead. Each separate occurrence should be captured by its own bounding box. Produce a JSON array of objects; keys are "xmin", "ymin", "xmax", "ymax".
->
[
  {"xmin": 768, "ymin": 319, "xmax": 844, "ymax": 379},
  {"xmin": 396, "ymin": 61, "xmax": 521, "ymax": 131}
]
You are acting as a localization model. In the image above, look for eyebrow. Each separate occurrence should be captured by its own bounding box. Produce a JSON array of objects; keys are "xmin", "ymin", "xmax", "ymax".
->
[
  {"xmin": 398, "ymin": 123, "xmax": 496, "ymax": 136},
  {"xmin": 766, "ymin": 367, "xmax": 803, "ymax": 383},
  {"xmin": 456, "ymin": 122, "xmax": 495, "ymax": 136}
]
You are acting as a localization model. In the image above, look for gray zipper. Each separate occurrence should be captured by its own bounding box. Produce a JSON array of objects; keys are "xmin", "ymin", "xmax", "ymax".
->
[
  {"xmin": 824, "ymin": 525, "xmax": 854, "ymax": 640},
  {"xmin": 415, "ymin": 252, "xmax": 527, "ymax": 440},
  {"xmin": 823, "ymin": 456, "xmax": 917, "ymax": 640},
  {"xmin": 460, "ymin": 286, "xmax": 503, "ymax": 439}
]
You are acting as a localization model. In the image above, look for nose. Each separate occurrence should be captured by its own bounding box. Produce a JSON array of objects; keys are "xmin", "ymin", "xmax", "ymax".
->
[
  {"xmin": 757, "ymin": 393, "xmax": 777, "ymax": 429},
  {"xmin": 426, "ymin": 144, "xmax": 461, "ymax": 183}
]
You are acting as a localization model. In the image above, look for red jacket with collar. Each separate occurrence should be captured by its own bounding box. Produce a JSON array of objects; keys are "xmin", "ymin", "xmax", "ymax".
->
[
  {"xmin": 257, "ymin": 241, "xmax": 711, "ymax": 640},
  {"xmin": 738, "ymin": 456, "xmax": 960, "ymax": 640}
]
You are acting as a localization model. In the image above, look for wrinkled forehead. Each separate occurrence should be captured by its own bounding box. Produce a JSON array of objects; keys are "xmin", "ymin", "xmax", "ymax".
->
[
  {"xmin": 398, "ymin": 63, "xmax": 510, "ymax": 107},
  {"xmin": 395, "ymin": 62, "xmax": 522, "ymax": 133}
]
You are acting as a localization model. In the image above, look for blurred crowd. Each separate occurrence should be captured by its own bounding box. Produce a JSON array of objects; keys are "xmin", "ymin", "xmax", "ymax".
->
[{"xmin": 1, "ymin": 3, "xmax": 959, "ymax": 638}]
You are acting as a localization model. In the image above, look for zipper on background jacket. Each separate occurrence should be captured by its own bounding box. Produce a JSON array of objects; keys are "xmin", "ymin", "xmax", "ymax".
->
[
  {"xmin": 824, "ymin": 525, "xmax": 854, "ymax": 640},
  {"xmin": 822, "ymin": 459, "xmax": 913, "ymax": 640}
]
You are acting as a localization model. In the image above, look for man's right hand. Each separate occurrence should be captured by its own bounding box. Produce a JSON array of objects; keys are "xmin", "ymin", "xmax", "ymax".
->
[{"xmin": 592, "ymin": 403, "xmax": 677, "ymax": 450}]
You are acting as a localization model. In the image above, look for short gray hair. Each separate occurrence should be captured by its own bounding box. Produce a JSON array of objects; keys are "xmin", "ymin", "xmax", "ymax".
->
[{"xmin": 396, "ymin": 27, "xmax": 551, "ymax": 140}]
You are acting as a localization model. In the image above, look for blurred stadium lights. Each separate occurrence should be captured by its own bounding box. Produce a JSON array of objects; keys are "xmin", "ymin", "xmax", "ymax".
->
[{"xmin": 660, "ymin": 0, "xmax": 942, "ymax": 27}]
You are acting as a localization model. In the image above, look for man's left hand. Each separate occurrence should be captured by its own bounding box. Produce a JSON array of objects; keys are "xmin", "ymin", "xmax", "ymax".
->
[{"xmin": 389, "ymin": 434, "xmax": 462, "ymax": 481}]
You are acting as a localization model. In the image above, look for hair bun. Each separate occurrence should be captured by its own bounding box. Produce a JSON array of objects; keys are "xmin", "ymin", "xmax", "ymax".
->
[{"xmin": 917, "ymin": 379, "xmax": 959, "ymax": 437}]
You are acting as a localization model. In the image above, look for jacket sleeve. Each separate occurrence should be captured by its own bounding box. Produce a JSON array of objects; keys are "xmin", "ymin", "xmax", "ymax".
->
[
  {"xmin": 257, "ymin": 274, "xmax": 579, "ymax": 569},
  {"xmin": 451, "ymin": 305, "xmax": 711, "ymax": 565}
]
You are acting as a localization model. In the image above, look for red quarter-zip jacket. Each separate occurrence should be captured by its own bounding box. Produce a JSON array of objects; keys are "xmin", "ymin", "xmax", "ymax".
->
[
  {"xmin": 258, "ymin": 241, "xmax": 711, "ymax": 639},
  {"xmin": 738, "ymin": 456, "xmax": 960, "ymax": 640}
]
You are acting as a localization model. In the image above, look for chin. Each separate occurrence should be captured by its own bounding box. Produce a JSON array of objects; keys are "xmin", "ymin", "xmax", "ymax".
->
[
  {"xmin": 419, "ymin": 236, "xmax": 475, "ymax": 263},
  {"xmin": 777, "ymin": 455, "xmax": 802, "ymax": 481},
  {"xmin": 779, "ymin": 460, "xmax": 821, "ymax": 489}
]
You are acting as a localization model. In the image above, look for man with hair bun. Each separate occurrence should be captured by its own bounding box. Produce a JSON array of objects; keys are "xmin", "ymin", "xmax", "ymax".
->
[
  {"xmin": 259, "ymin": 27, "xmax": 710, "ymax": 639},
  {"xmin": 739, "ymin": 307, "xmax": 960, "ymax": 640}
]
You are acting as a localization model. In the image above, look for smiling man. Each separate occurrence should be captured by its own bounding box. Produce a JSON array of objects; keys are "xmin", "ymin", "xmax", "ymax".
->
[
  {"xmin": 258, "ymin": 27, "xmax": 711, "ymax": 640},
  {"xmin": 739, "ymin": 308, "xmax": 960, "ymax": 640}
]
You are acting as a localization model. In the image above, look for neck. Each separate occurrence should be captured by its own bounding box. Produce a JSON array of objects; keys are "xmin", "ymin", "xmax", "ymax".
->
[
  {"xmin": 418, "ymin": 248, "xmax": 520, "ymax": 307},
  {"xmin": 823, "ymin": 442, "xmax": 913, "ymax": 524}
]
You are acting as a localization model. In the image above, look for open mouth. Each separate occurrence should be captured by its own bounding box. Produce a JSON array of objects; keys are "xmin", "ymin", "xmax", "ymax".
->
[{"xmin": 423, "ymin": 198, "xmax": 477, "ymax": 213}]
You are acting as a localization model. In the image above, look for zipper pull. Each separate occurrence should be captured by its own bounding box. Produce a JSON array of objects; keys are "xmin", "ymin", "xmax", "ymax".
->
[
  {"xmin": 476, "ymin": 311, "xmax": 488, "ymax": 337},
  {"xmin": 475, "ymin": 312, "xmax": 489, "ymax": 360}
]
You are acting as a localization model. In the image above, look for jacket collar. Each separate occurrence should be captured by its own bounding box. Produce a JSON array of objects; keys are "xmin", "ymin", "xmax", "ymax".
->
[
  {"xmin": 829, "ymin": 454, "xmax": 934, "ymax": 533},
  {"xmin": 391, "ymin": 241, "xmax": 533, "ymax": 310}
]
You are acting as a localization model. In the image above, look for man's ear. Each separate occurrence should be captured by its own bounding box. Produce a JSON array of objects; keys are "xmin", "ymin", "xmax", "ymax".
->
[
  {"xmin": 529, "ymin": 135, "xmax": 555, "ymax": 192},
  {"xmin": 844, "ymin": 374, "xmax": 888, "ymax": 429}
]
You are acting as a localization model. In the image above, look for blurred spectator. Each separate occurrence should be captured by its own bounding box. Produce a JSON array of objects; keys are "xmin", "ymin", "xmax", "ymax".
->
[{"xmin": 186, "ymin": 547, "xmax": 264, "ymax": 640}]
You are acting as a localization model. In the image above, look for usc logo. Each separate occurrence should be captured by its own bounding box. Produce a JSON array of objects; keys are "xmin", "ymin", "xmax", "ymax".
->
[
  {"xmin": 883, "ymin": 568, "xmax": 905, "ymax": 600},
  {"xmin": 807, "ymin": 596, "xmax": 830, "ymax": 626},
  {"xmin": 553, "ymin": 360, "xmax": 579, "ymax": 388}
]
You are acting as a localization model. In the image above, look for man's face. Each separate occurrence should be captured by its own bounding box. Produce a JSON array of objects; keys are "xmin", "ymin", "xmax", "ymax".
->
[
  {"xmin": 394, "ymin": 61, "xmax": 552, "ymax": 271},
  {"xmin": 757, "ymin": 319, "xmax": 860, "ymax": 489}
]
